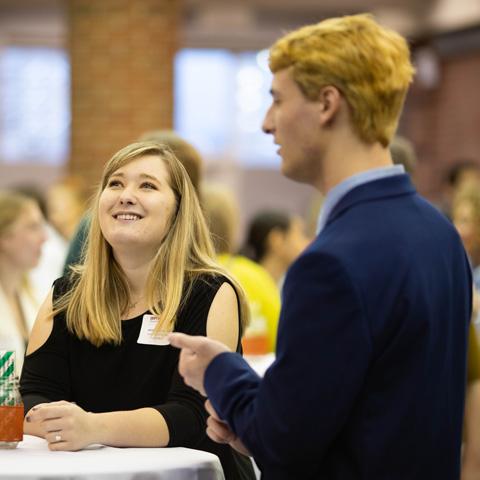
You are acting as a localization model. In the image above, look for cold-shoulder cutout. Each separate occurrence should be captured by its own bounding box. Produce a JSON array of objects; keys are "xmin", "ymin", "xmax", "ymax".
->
[
  {"xmin": 26, "ymin": 288, "xmax": 54, "ymax": 356},
  {"xmin": 206, "ymin": 281, "xmax": 239, "ymax": 351}
]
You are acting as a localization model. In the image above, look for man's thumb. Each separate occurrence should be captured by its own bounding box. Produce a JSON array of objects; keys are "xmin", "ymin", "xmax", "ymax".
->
[{"xmin": 169, "ymin": 332, "xmax": 204, "ymax": 351}]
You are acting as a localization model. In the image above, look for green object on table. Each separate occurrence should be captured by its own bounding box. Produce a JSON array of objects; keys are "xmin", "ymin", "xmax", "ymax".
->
[{"xmin": 0, "ymin": 351, "xmax": 16, "ymax": 406}]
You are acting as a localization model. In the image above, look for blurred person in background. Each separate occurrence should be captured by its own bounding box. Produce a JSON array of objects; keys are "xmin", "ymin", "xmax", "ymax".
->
[
  {"xmin": 243, "ymin": 210, "xmax": 310, "ymax": 288},
  {"xmin": 452, "ymin": 187, "xmax": 480, "ymax": 291},
  {"xmin": 46, "ymin": 176, "xmax": 89, "ymax": 242},
  {"xmin": 203, "ymin": 185, "xmax": 280, "ymax": 354},
  {"xmin": 63, "ymin": 130, "xmax": 203, "ymax": 273},
  {"xmin": 20, "ymin": 142, "xmax": 255, "ymax": 480},
  {"xmin": 464, "ymin": 331, "xmax": 480, "ymax": 480},
  {"xmin": 14, "ymin": 185, "xmax": 68, "ymax": 300},
  {"xmin": 390, "ymin": 135, "xmax": 417, "ymax": 177},
  {"xmin": 443, "ymin": 159, "xmax": 480, "ymax": 218},
  {"xmin": 0, "ymin": 191, "xmax": 47, "ymax": 374},
  {"xmin": 448, "ymin": 160, "xmax": 480, "ymax": 194}
]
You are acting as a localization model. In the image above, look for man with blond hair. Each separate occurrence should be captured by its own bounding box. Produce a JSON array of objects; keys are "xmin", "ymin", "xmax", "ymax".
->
[{"xmin": 170, "ymin": 14, "xmax": 471, "ymax": 479}]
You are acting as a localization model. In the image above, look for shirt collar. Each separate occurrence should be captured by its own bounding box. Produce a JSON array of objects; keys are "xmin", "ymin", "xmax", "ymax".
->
[{"xmin": 316, "ymin": 165, "xmax": 405, "ymax": 234}]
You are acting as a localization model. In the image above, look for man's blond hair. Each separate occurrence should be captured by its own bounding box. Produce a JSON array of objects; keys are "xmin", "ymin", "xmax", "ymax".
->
[{"xmin": 269, "ymin": 14, "xmax": 415, "ymax": 146}]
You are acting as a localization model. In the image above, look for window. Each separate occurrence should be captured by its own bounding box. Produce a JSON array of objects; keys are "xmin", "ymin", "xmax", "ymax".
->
[
  {"xmin": 0, "ymin": 46, "xmax": 70, "ymax": 165},
  {"xmin": 175, "ymin": 49, "xmax": 277, "ymax": 167}
]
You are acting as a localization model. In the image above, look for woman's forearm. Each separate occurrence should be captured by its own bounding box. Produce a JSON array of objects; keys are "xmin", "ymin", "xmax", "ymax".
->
[
  {"xmin": 25, "ymin": 402, "xmax": 170, "ymax": 450},
  {"xmin": 91, "ymin": 407, "xmax": 170, "ymax": 447}
]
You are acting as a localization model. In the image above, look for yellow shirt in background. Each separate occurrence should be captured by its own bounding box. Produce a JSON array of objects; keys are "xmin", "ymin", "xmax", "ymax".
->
[
  {"xmin": 468, "ymin": 323, "xmax": 480, "ymax": 383},
  {"xmin": 218, "ymin": 254, "xmax": 281, "ymax": 353}
]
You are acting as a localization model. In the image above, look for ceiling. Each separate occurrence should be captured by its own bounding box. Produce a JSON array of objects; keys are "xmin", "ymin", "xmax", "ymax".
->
[
  {"xmin": 182, "ymin": 0, "xmax": 480, "ymax": 49},
  {"xmin": 0, "ymin": 0, "xmax": 479, "ymax": 50}
]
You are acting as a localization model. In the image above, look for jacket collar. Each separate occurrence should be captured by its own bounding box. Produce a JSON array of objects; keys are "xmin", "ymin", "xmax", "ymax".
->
[{"xmin": 326, "ymin": 174, "xmax": 416, "ymax": 227}]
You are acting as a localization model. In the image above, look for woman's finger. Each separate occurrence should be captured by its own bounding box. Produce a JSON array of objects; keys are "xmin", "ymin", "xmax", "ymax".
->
[{"xmin": 45, "ymin": 430, "xmax": 66, "ymax": 445}]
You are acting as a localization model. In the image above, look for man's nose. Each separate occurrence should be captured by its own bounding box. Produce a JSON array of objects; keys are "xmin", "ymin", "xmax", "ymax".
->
[{"xmin": 262, "ymin": 107, "xmax": 274, "ymax": 134}]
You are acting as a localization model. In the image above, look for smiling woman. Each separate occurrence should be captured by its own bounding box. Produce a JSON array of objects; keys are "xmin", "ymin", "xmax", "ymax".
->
[{"xmin": 19, "ymin": 142, "xmax": 255, "ymax": 480}]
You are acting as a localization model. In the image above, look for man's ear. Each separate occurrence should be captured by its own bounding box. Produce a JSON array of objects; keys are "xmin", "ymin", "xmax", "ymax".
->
[{"xmin": 317, "ymin": 85, "xmax": 342, "ymax": 126}]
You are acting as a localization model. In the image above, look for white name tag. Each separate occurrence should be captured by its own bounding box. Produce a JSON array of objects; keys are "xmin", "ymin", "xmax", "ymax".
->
[{"xmin": 137, "ymin": 314, "xmax": 170, "ymax": 346}]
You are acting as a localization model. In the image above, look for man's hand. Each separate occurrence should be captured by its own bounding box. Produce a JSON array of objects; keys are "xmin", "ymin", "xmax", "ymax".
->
[
  {"xmin": 205, "ymin": 399, "xmax": 251, "ymax": 457},
  {"xmin": 169, "ymin": 333, "xmax": 229, "ymax": 396},
  {"xmin": 170, "ymin": 334, "xmax": 252, "ymax": 456},
  {"xmin": 25, "ymin": 401, "xmax": 97, "ymax": 451}
]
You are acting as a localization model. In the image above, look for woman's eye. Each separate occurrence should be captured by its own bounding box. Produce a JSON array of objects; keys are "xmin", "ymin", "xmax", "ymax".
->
[
  {"xmin": 141, "ymin": 182, "xmax": 157, "ymax": 190},
  {"xmin": 107, "ymin": 179, "xmax": 122, "ymax": 188}
]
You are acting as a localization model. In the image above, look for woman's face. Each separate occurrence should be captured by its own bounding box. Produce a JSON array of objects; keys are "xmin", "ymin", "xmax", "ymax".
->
[
  {"xmin": 0, "ymin": 202, "xmax": 46, "ymax": 272},
  {"xmin": 453, "ymin": 199, "xmax": 480, "ymax": 259},
  {"xmin": 99, "ymin": 155, "xmax": 177, "ymax": 257},
  {"xmin": 46, "ymin": 184, "xmax": 84, "ymax": 240}
]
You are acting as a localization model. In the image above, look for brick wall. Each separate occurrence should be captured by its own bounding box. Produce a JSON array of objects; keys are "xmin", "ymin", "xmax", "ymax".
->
[
  {"xmin": 401, "ymin": 38, "xmax": 480, "ymax": 204},
  {"xmin": 68, "ymin": 0, "xmax": 179, "ymax": 184}
]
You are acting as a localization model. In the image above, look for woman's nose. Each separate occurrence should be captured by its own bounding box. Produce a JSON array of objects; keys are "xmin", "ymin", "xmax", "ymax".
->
[{"xmin": 118, "ymin": 186, "xmax": 137, "ymax": 205}]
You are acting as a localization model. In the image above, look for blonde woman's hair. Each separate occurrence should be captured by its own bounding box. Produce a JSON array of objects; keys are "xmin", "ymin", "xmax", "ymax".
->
[
  {"xmin": 138, "ymin": 130, "xmax": 203, "ymax": 195},
  {"xmin": 269, "ymin": 13, "xmax": 415, "ymax": 147},
  {"xmin": 54, "ymin": 142, "xmax": 249, "ymax": 346}
]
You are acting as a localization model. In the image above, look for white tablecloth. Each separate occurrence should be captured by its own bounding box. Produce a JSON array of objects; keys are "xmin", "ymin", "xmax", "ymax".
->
[{"xmin": 0, "ymin": 435, "xmax": 225, "ymax": 480}]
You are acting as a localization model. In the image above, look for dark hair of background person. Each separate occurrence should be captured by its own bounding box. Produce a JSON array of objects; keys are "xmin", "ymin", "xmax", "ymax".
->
[
  {"xmin": 138, "ymin": 130, "xmax": 203, "ymax": 195},
  {"xmin": 243, "ymin": 210, "xmax": 290, "ymax": 263}
]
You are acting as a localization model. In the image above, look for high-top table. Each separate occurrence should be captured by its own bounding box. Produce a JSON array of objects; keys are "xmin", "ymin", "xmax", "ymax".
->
[{"xmin": 0, "ymin": 435, "xmax": 225, "ymax": 480}]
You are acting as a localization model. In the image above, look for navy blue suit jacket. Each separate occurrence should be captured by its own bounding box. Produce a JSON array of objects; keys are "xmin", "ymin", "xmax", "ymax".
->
[{"xmin": 205, "ymin": 175, "xmax": 472, "ymax": 479}]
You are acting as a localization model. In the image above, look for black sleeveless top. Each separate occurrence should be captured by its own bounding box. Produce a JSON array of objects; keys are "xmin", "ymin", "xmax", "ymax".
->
[{"xmin": 20, "ymin": 274, "xmax": 255, "ymax": 480}]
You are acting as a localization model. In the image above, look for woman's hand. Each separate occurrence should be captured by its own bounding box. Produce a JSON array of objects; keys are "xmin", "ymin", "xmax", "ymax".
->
[{"xmin": 25, "ymin": 401, "xmax": 97, "ymax": 451}]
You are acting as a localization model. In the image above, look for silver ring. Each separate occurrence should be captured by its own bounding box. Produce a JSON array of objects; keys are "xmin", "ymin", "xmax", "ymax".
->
[{"xmin": 55, "ymin": 434, "xmax": 62, "ymax": 442}]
